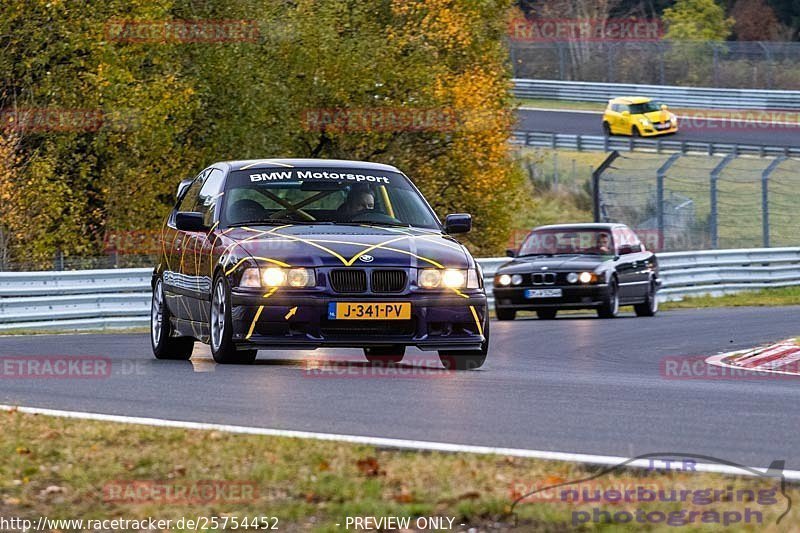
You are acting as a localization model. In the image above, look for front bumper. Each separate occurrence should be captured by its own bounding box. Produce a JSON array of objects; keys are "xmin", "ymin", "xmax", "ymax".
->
[
  {"xmin": 494, "ymin": 284, "xmax": 610, "ymax": 310},
  {"xmin": 230, "ymin": 290, "xmax": 487, "ymax": 351},
  {"xmin": 638, "ymin": 124, "xmax": 678, "ymax": 137}
]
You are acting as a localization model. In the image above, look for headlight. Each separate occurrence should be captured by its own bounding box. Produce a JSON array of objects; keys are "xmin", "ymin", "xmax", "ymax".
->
[
  {"xmin": 511, "ymin": 274, "xmax": 523, "ymax": 286},
  {"xmin": 239, "ymin": 267, "xmax": 315, "ymax": 288},
  {"xmin": 578, "ymin": 271, "xmax": 596, "ymax": 284},
  {"xmin": 496, "ymin": 273, "xmax": 511, "ymax": 287},
  {"xmin": 639, "ymin": 118, "xmax": 650, "ymax": 126},
  {"xmin": 567, "ymin": 272, "xmax": 579, "ymax": 284},
  {"xmin": 420, "ymin": 269, "xmax": 479, "ymax": 289}
]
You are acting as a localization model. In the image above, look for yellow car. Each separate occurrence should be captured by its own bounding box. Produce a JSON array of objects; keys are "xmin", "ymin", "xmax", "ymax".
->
[{"xmin": 602, "ymin": 97, "xmax": 678, "ymax": 137}]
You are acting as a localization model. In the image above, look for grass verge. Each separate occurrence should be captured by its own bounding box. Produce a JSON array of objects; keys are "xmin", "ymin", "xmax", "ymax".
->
[
  {"xmin": 1, "ymin": 410, "xmax": 796, "ymax": 531},
  {"xmin": 662, "ymin": 286, "xmax": 800, "ymax": 310}
]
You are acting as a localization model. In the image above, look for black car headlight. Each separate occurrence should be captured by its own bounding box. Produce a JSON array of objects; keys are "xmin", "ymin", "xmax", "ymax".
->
[
  {"xmin": 239, "ymin": 267, "xmax": 316, "ymax": 288},
  {"xmin": 419, "ymin": 268, "xmax": 479, "ymax": 289}
]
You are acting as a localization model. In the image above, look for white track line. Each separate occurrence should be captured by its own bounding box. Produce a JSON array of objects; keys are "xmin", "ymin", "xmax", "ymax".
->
[
  {"xmin": 518, "ymin": 106, "xmax": 800, "ymax": 126},
  {"xmin": 3, "ymin": 403, "xmax": 799, "ymax": 480}
]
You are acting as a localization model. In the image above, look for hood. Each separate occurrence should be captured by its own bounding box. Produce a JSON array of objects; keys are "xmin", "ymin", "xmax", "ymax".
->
[
  {"xmin": 225, "ymin": 224, "xmax": 471, "ymax": 269},
  {"xmin": 498, "ymin": 254, "xmax": 606, "ymax": 273},
  {"xmin": 643, "ymin": 110, "xmax": 674, "ymax": 122}
]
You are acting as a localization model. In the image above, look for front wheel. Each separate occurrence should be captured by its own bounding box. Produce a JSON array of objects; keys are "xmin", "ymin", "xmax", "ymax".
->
[
  {"xmin": 602, "ymin": 122, "xmax": 612, "ymax": 136},
  {"xmin": 151, "ymin": 278, "xmax": 194, "ymax": 360},
  {"xmin": 364, "ymin": 345, "xmax": 405, "ymax": 364},
  {"xmin": 210, "ymin": 276, "xmax": 257, "ymax": 364},
  {"xmin": 597, "ymin": 278, "xmax": 620, "ymax": 319},
  {"xmin": 634, "ymin": 280, "xmax": 659, "ymax": 317},
  {"xmin": 439, "ymin": 316, "xmax": 489, "ymax": 371}
]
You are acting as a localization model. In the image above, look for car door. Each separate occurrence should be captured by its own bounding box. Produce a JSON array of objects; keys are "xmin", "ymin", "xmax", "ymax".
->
[
  {"xmin": 164, "ymin": 169, "xmax": 208, "ymax": 321},
  {"xmin": 190, "ymin": 167, "xmax": 226, "ymax": 325},
  {"xmin": 612, "ymin": 227, "xmax": 638, "ymax": 301}
]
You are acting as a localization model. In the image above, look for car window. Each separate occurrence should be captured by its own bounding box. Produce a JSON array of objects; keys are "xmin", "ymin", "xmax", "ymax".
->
[
  {"xmin": 518, "ymin": 228, "xmax": 614, "ymax": 256},
  {"xmin": 220, "ymin": 168, "xmax": 440, "ymax": 229},
  {"xmin": 176, "ymin": 170, "xmax": 207, "ymax": 212},
  {"xmin": 194, "ymin": 168, "xmax": 225, "ymax": 226}
]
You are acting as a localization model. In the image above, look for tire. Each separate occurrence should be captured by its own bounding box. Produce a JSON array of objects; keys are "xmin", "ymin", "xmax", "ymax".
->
[
  {"xmin": 634, "ymin": 279, "xmax": 659, "ymax": 317},
  {"xmin": 364, "ymin": 345, "xmax": 405, "ymax": 364},
  {"xmin": 495, "ymin": 306, "xmax": 516, "ymax": 321},
  {"xmin": 597, "ymin": 278, "xmax": 620, "ymax": 319},
  {"xmin": 536, "ymin": 309, "xmax": 557, "ymax": 320},
  {"xmin": 439, "ymin": 316, "xmax": 489, "ymax": 371},
  {"xmin": 602, "ymin": 122, "xmax": 612, "ymax": 136},
  {"xmin": 151, "ymin": 278, "xmax": 194, "ymax": 360},
  {"xmin": 210, "ymin": 275, "xmax": 257, "ymax": 364}
]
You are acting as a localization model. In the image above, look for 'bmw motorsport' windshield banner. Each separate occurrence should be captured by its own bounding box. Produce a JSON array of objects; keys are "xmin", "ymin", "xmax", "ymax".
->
[{"xmin": 240, "ymin": 169, "xmax": 393, "ymax": 185}]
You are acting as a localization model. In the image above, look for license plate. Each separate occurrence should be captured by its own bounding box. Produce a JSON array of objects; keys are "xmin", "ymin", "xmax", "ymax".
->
[
  {"xmin": 655, "ymin": 123, "xmax": 668, "ymax": 130},
  {"xmin": 525, "ymin": 289, "xmax": 562, "ymax": 299},
  {"xmin": 328, "ymin": 302, "xmax": 411, "ymax": 320}
]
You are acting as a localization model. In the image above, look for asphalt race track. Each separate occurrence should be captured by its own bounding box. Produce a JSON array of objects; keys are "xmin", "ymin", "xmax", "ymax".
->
[
  {"xmin": 1, "ymin": 306, "xmax": 799, "ymax": 470},
  {"xmin": 517, "ymin": 108, "xmax": 800, "ymax": 147}
]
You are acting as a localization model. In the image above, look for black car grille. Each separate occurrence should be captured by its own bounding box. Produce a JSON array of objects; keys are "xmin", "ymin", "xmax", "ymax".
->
[
  {"xmin": 371, "ymin": 270, "xmax": 406, "ymax": 293},
  {"xmin": 531, "ymin": 272, "xmax": 556, "ymax": 285},
  {"xmin": 330, "ymin": 269, "xmax": 367, "ymax": 293},
  {"xmin": 321, "ymin": 319, "xmax": 415, "ymax": 337}
]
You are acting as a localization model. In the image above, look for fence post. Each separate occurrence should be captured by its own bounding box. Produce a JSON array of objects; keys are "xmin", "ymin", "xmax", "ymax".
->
[
  {"xmin": 657, "ymin": 153, "xmax": 682, "ymax": 245},
  {"xmin": 558, "ymin": 42, "xmax": 566, "ymax": 80},
  {"xmin": 709, "ymin": 154, "xmax": 734, "ymax": 249},
  {"xmin": 761, "ymin": 156, "xmax": 787, "ymax": 248},
  {"xmin": 591, "ymin": 151, "xmax": 620, "ymax": 222}
]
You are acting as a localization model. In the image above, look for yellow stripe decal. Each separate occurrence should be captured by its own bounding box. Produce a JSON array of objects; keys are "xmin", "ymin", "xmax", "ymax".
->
[
  {"xmin": 245, "ymin": 306, "xmax": 264, "ymax": 340},
  {"xmin": 263, "ymin": 287, "xmax": 278, "ymax": 299},
  {"xmin": 469, "ymin": 305, "xmax": 483, "ymax": 336},
  {"xmin": 379, "ymin": 185, "xmax": 395, "ymax": 218}
]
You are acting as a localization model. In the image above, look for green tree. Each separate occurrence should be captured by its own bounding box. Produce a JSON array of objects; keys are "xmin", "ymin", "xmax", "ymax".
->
[{"xmin": 663, "ymin": 0, "xmax": 734, "ymax": 41}]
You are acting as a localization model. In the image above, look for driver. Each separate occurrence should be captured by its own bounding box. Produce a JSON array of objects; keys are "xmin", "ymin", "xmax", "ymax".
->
[
  {"xmin": 597, "ymin": 232, "xmax": 611, "ymax": 254},
  {"xmin": 336, "ymin": 188, "xmax": 374, "ymax": 221}
]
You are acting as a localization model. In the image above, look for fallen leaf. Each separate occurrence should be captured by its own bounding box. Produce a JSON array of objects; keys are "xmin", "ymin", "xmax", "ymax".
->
[{"xmin": 356, "ymin": 457, "xmax": 382, "ymax": 477}]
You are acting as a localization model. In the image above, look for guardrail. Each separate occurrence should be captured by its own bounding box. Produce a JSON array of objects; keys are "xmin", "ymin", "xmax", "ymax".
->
[
  {"xmin": 513, "ymin": 79, "xmax": 800, "ymax": 111},
  {"xmin": 1, "ymin": 248, "xmax": 798, "ymax": 331},
  {"xmin": 0, "ymin": 268, "xmax": 152, "ymax": 332},
  {"xmin": 510, "ymin": 131, "xmax": 800, "ymax": 157}
]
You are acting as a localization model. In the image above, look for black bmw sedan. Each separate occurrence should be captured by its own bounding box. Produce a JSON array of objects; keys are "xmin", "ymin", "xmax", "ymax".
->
[
  {"xmin": 151, "ymin": 159, "xmax": 488, "ymax": 369},
  {"xmin": 493, "ymin": 223, "xmax": 660, "ymax": 320}
]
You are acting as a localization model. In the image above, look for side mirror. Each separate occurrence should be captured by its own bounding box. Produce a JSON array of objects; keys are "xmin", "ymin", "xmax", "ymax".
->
[
  {"xmin": 505, "ymin": 248, "xmax": 516, "ymax": 258},
  {"xmin": 660, "ymin": 104, "xmax": 668, "ymax": 111},
  {"xmin": 176, "ymin": 178, "xmax": 193, "ymax": 202},
  {"xmin": 621, "ymin": 111, "xmax": 630, "ymax": 117},
  {"xmin": 444, "ymin": 213, "xmax": 472, "ymax": 234},
  {"xmin": 175, "ymin": 211, "xmax": 207, "ymax": 232}
]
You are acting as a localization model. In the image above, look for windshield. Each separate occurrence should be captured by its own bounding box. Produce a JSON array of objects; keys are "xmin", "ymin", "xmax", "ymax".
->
[
  {"xmin": 221, "ymin": 168, "xmax": 440, "ymax": 229},
  {"xmin": 629, "ymin": 101, "xmax": 662, "ymax": 114},
  {"xmin": 518, "ymin": 228, "xmax": 613, "ymax": 256}
]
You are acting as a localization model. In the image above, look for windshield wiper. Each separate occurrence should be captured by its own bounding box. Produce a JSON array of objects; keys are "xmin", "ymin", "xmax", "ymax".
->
[{"xmin": 226, "ymin": 219, "xmax": 332, "ymax": 227}]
